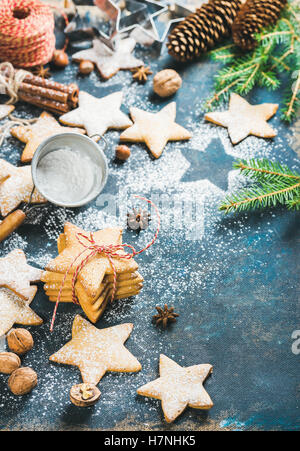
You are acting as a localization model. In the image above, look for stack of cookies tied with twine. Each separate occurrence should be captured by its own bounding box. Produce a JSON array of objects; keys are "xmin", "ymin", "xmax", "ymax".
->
[{"xmin": 42, "ymin": 222, "xmax": 143, "ymax": 324}]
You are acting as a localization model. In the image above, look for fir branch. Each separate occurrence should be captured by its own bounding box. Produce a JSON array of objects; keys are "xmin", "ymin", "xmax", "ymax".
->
[
  {"xmin": 270, "ymin": 55, "xmax": 291, "ymax": 71},
  {"xmin": 286, "ymin": 197, "xmax": 300, "ymax": 210},
  {"xmin": 206, "ymin": 79, "xmax": 240, "ymax": 109},
  {"xmin": 207, "ymin": 1, "xmax": 300, "ymax": 121},
  {"xmin": 281, "ymin": 68, "xmax": 300, "ymax": 122},
  {"xmin": 220, "ymin": 182, "xmax": 300, "ymax": 213},
  {"xmin": 259, "ymin": 71, "xmax": 280, "ymax": 90},
  {"xmin": 220, "ymin": 159, "xmax": 300, "ymax": 214},
  {"xmin": 234, "ymin": 159, "xmax": 300, "ymax": 181},
  {"xmin": 240, "ymin": 64, "xmax": 260, "ymax": 93},
  {"xmin": 209, "ymin": 43, "xmax": 239, "ymax": 62}
]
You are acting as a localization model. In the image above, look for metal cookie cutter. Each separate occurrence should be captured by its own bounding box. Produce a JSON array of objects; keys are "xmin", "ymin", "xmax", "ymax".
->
[
  {"xmin": 150, "ymin": 1, "xmax": 195, "ymax": 54},
  {"xmin": 109, "ymin": 0, "xmax": 195, "ymax": 52},
  {"xmin": 66, "ymin": 0, "xmax": 150, "ymax": 44},
  {"xmin": 66, "ymin": 1, "xmax": 195, "ymax": 54},
  {"xmin": 122, "ymin": 0, "xmax": 167, "ymax": 46},
  {"xmin": 65, "ymin": 0, "xmax": 118, "ymax": 45}
]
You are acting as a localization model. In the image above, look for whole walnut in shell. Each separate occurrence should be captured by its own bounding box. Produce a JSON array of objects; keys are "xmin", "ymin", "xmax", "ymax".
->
[
  {"xmin": 0, "ymin": 352, "xmax": 21, "ymax": 374},
  {"xmin": 153, "ymin": 69, "xmax": 182, "ymax": 98},
  {"xmin": 70, "ymin": 383, "xmax": 101, "ymax": 407},
  {"xmin": 7, "ymin": 328, "xmax": 34, "ymax": 355},
  {"xmin": 8, "ymin": 367, "xmax": 38, "ymax": 395}
]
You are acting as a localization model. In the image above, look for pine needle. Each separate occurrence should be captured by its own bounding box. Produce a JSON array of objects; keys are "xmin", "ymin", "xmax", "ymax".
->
[
  {"xmin": 220, "ymin": 159, "xmax": 300, "ymax": 214},
  {"xmin": 207, "ymin": 1, "xmax": 300, "ymax": 122}
]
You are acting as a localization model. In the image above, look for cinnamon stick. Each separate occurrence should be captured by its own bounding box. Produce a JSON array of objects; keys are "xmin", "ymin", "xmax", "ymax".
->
[
  {"xmin": 19, "ymin": 82, "xmax": 69, "ymax": 104},
  {"xmin": 68, "ymin": 83, "xmax": 79, "ymax": 107},
  {"xmin": 18, "ymin": 92, "xmax": 71, "ymax": 115},
  {"xmin": 23, "ymin": 73, "xmax": 79, "ymax": 105}
]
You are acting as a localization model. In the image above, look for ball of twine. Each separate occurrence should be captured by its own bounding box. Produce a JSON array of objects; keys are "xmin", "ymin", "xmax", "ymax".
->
[{"xmin": 0, "ymin": 0, "xmax": 55, "ymax": 68}]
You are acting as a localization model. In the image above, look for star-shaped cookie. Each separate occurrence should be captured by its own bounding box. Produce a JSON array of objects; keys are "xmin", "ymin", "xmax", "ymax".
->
[
  {"xmin": 72, "ymin": 37, "xmax": 144, "ymax": 79},
  {"xmin": 0, "ymin": 159, "xmax": 46, "ymax": 216},
  {"xmin": 0, "ymin": 105, "xmax": 14, "ymax": 120},
  {"xmin": 50, "ymin": 315, "xmax": 141, "ymax": 385},
  {"xmin": 205, "ymin": 93, "xmax": 278, "ymax": 144},
  {"xmin": 0, "ymin": 287, "xmax": 43, "ymax": 336},
  {"xmin": 137, "ymin": 354, "xmax": 213, "ymax": 423},
  {"xmin": 10, "ymin": 111, "xmax": 85, "ymax": 163},
  {"xmin": 120, "ymin": 102, "xmax": 191, "ymax": 158},
  {"xmin": 59, "ymin": 91, "xmax": 132, "ymax": 138},
  {"xmin": 0, "ymin": 249, "xmax": 43, "ymax": 301}
]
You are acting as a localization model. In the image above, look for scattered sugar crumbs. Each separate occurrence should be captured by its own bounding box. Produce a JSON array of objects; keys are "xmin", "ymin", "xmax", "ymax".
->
[{"xmin": 0, "ymin": 54, "xmax": 297, "ymax": 429}]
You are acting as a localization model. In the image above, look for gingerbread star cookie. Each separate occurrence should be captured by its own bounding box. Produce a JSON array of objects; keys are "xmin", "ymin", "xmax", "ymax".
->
[
  {"xmin": 72, "ymin": 37, "xmax": 144, "ymax": 79},
  {"xmin": 0, "ymin": 249, "xmax": 43, "ymax": 301},
  {"xmin": 137, "ymin": 354, "xmax": 213, "ymax": 423},
  {"xmin": 50, "ymin": 315, "xmax": 141, "ymax": 385},
  {"xmin": 60, "ymin": 91, "xmax": 132, "ymax": 138},
  {"xmin": 120, "ymin": 102, "xmax": 191, "ymax": 158},
  {"xmin": 0, "ymin": 105, "xmax": 14, "ymax": 120},
  {"xmin": 0, "ymin": 159, "xmax": 46, "ymax": 216},
  {"xmin": 0, "ymin": 287, "xmax": 43, "ymax": 336},
  {"xmin": 10, "ymin": 111, "xmax": 85, "ymax": 163},
  {"xmin": 205, "ymin": 93, "xmax": 278, "ymax": 144}
]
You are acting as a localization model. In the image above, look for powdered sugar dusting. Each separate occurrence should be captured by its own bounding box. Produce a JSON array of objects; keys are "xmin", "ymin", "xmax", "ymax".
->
[{"xmin": 0, "ymin": 39, "xmax": 298, "ymax": 430}]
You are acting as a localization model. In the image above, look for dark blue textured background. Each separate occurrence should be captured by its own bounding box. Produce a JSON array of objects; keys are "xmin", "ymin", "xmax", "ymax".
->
[{"xmin": 0, "ymin": 10, "xmax": 299, "ymax": 431}]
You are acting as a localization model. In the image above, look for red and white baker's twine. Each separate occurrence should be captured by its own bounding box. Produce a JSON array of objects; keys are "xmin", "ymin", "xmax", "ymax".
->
[
  {"xmin": 0, "ymin": 0, "xmax": 69, "ymax": 68},
  {"xmin": 50, "ymin": 197, "xmax": 161, "ymax": 332}
]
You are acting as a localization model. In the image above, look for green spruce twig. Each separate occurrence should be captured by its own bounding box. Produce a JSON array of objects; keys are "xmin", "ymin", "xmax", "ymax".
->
[
  {"xmin": 207, "ymin": 1, "xmax": 300, "ymax": 122},
  {"xmin": 220, "ymin": 159, "xmax": 300, "ymax": 213}
]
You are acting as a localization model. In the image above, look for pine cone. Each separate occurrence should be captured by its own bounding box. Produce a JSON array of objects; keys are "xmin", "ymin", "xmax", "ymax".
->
[
  {"xmin": 232, "ymin": 0, "xmax": 287, "ymax": 51},
  {"xmin": 167, "ymin": 0, "xmax": 242, "ymax": 62}
]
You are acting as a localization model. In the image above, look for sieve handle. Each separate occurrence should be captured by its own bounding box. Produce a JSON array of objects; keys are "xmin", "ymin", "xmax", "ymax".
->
[{"xmin": 90, "ymin": 134, "xmax": 108, "ymax": 153}]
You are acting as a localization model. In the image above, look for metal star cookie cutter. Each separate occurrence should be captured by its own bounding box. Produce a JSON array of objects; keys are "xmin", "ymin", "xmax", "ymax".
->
[
  {"xmin": 66, "ymin": 0, "xmax": 194, "ymax": 52},
  {"xmin": 150, "ymin": 1, "xmax": 195, "ymax": 53},
  {"xmin": 122, "ymin": 1, "xmax": 166, "ymax": 45},
  {"xmin": 93, "ymin": 0, "xmax": 162, "ymax": 46},
  {"xmin": 65, "ymin": 0, "xmax": 114, "ymax": 42},
  {"xmin": 66, "ymin": 0, "xmax": 150, "ymax": 42},
  {"xmin": 119, "ymin": 1, "xmax": 195, "ymax": 52}
]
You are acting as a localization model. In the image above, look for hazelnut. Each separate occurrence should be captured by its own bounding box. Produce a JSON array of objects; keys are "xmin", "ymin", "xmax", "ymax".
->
[
  {"xmin": 52, "ymin": 49, "xmax": 69, "ymax": 68},
  {"xmin": 0, "ymin": 352, "xmax": 21, "ymax": 374},
  {"xmin": 153, "ymin": 69, "xmax": 182, "ymax": 98},
  {"xmin": 79, "ymin": 60, "xmax": 94, "ymax": 75},
  {"xmin": 115, "ymin": 145, "xmax": 131, "ymax": 161},
  {"xmin": 8, "ymin": 367, "xmax": 37, "ymax": 395},
  {"xmin": 7, "ymin": 328, "xmax": 34, "ymax": 355},
  {"xmin": 70, "ymin": 383, "xmax": 101, "ymax": 407}
]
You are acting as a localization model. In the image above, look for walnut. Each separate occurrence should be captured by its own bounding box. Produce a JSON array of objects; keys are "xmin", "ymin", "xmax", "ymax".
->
[
  {"xmin": 70, "ymin": 383, "xmax": 101, "ymax": 407},
  {"xmin": 0, "ymin": 352, "xmax": 21, "ymax": 374},
  {"xmin": 7, "ymin": 328, "xmax": 34, "ymax": 355},
  {"xmin": 8, "ymin": 367, "xmax": 37, "ymax": 395},
  {"xmin": 153, "ymin": 69, "xmax": 182, "ymax": 98}
]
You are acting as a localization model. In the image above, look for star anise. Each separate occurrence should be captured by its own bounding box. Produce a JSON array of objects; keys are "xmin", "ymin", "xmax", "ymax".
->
[
  {"xmin": 153, "ymin": 304, "xmax": 179, "ymax": 328},
  {"xmin": 131, "ymin": 66, "xmax": 152, "ymax": 83},
  {"xmin": 127, "ymin": 207, "xmax": 151, "ymax": 231},
  {"xmin": 32, "ymin": 65, "xmax": 51, "ymax": 79}
]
